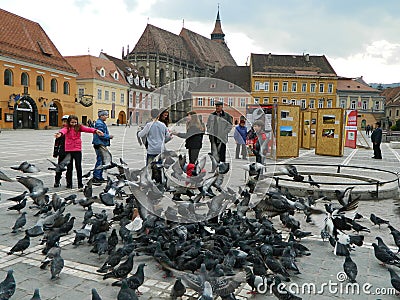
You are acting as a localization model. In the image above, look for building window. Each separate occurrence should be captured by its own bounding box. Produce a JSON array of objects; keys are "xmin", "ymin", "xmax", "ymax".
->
[
  {"xmin": 78, "ymin": 88, "xmax": 84, "ymax": 98},
  {"xmin": 309, "ymin": 99, "xmax": 315, "ymax": 109},
  {"xmin": 291, "ymin": 99, "xmax": 296, "ymax": 105},
  {"xmin": 282, "ymin": 82, "xmax": 288, "ymax": 92},
  {"xmin": 255, "ymin": 81, "xmax": 260, "ymax": 91},
  {"xmin": 340, "ymin": 99, "xmax": 346, "ymax": 108},
  {"xmin": 97, "ymin": 88, "xmax": 102, "ymax": 100},
  {"xmin": 319, "ymin": 83, "xmax": 324, "ymax": 93},
  {"xmin": 105, "ymin": 90, "xmax": 109, "ymax": 101},
  {"xmin": 301, "ymin": 83, "xmax": 307, "ymax": 92},
  {"xmin": 397, "ymin": 110, "xmax": 399, "ymax": 117},
  {"xmin": 210, "ymin": 97, "xmax": 215, "ymax": 106},
  {"xmin": 273, "ymin": 82, "xmax": 279, "ymax": 92},
  {"xmin": 318, "ymin": 99, "xmax": 324, "ymax": 108},
  {"xmin": 351, "ymin": 100, "xmax": 356, "ymax": 109},
  {"xmin": 301, "ymin": 99, "xmax": 306, "ymax": 109},
  {"xmin": 362, "ymin": 100, "xmax": 367, "ymax": 110},
  {"xmin": 240, "ymin": 98, "xmax": 246, "ymax": 107},
  {"xmin": 197, "ymin": 97, "xmax": 203, "ymax": 106},
  {"xmin": 228, "ymin": 97, "xmax": 233, "ymax": 106},
  {"xmin": 282, "ymin": 98, "xmax": 287, "ymax": 104},
  {"xmin": 51, "ymin": 78, "xmax": 58, "ymax": 93},
  {"xmin": 327, "ymin": 100, "xmax": 332, "ymax": 108},
  {"xmin": 112, "ymin": 92, "xmax": 116, "ymax": 103},
  {"xmin": 310, "ymin": 83, "xmax": 316, "ymax": 93},
  {"xmin": 228, "ymin": 83, "xmax": 234, "ymax": 89},
  {"xmin": 254, "ymin": 98, "xmax": 259, "ymax": 104},
  {"xmin": 219, "ymin": 97, "xmax": 224, "ymax": 103},
  {"xmin": 291, "ymin": 82, "xmax": 297, "ymax": 92},
  {"xmin": 36, "ymin": 76, "xmax": 44, "ymax": 90},
  {"xmin": 4, "ymin": 69, "xmax": 13, "ymax": 86},
  {"xmin": 328, "ymin": 83, "xmax": 333, "ymax": 93},
  {"xmin": 21, "ymin": 72, "xmax": 29, "ymax": 86},
  {"xmin": 63, "ymin": 81, "xmax": 70, "ymax": 94},
  {"xmin": 121, "ymin": 93, "xmax": 125, "ymax": 105},
  {"xmin": 264, "ymin": 82, "xmax": 270, "ymax": 92},
  {"xmin": 389, "ymin": 110, "xmax": 392, "ymax": 117},
  {"xmin": 273, "ymin": 98, "xmax": 278, "ymax": 103},
  {"xmin": 375, "ymin": 101, "xmax": 380, "ymax": 110},
  {"xmin": 263, "ymin": 97, "xmax": 269, "ymax": 104}
]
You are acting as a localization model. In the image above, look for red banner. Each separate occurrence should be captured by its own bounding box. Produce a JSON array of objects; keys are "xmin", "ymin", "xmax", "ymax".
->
[{"xmin": 345, "ymin": 110, "xmax": 357, "ymax": 148}]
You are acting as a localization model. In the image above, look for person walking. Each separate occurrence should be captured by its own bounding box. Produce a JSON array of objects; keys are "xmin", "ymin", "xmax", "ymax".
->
[
  {"xmin": 172, "ymin": 111, "xmax": 205, "ymax": 164},
  {"xmin": 55, "ymin": 115, "xmax": 104, "ymax": 189},
  {"xmin": 52, "ymin": 115, "xmax": 69, "ymax": 187},
  {"xmin": 366, "ymin": 124, "xmax": 371, "ymax": 136},
  {"xmin": 371, "ymin": 121, "xmax": 382, "ymax": 159},
  {"xmin": 138, "ymin": 108, "xmax": 172, "ymax": 166},
  {"xmin": 234, "ymin": 119, "xmax": 248, "ymax": 159},
  {"xmin": 252, "ymin": 120, "xmax": 268, "ymax": 179},
  {"xmin": 92, "ymin": 110, "xmax": 113, "ymax": 184},
  {"xmin": 206, "ymin": 101, "xmax": 232, "ymax": 162}
]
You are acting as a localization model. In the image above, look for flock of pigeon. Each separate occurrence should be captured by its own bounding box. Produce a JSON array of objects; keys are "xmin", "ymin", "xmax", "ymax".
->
[{"xmin": 0, "ymin": 148, "xmax": 399, "ymax": 299}]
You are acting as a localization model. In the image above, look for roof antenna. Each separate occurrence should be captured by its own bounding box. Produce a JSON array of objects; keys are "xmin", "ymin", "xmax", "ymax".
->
[
  {"xmin": 182, "ymin": 18, "xmax": 185, "ymax": 28},
  {"xmin": 147, "ymin": 17, "xmax": 149, "ymax": 24}
]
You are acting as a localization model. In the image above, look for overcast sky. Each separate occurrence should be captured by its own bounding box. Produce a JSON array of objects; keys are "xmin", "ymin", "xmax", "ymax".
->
[{"xmin": 2, "ymin": 0, "xmax": 400, "ymax": 84}]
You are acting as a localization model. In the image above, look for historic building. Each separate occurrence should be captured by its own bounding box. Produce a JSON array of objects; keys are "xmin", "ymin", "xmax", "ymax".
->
[
  {"xmin": 64, "ymin": 55, "xmax": 129, "ymax": 125},
  {"xmin": 99, "ymin": 52, "xmax": 157, "ymax": 125},
  {"xmin": 336, "ymin": 77, "xmax": 385, "ymax": 129},
  {"xmin": 124, "ymin": 9, "xmax": 237, "ymax": 121},
  {"xmin": 0, "ymin": 8, "xmax": 78, "ymax": 129},
  {"xmin": 250, "ymin": 53, "xmax": 338, "ymax": 110},
  {"xmin": 381, "ymin": 86, "xmax": 400, "ymax": 129}
]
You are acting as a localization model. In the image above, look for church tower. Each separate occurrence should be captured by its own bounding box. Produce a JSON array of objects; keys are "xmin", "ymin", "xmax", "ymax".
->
[{"xmin": 211, "ymin": 6, "xmax": 226, "ymax": 45}]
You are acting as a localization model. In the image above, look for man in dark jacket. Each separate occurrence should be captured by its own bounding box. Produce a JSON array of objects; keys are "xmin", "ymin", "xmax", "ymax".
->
[
  {"xmin": 371, "ymin": 121, "xmax": 382, "ymax": 159},
  {"xmin": 206, "ymin": 101, "xmax": 232, "ymax": 162},
  {"xmin": 92, "ymin": 110, "xmax": 113, "ymax": 183},
  {"xmin": 53, "ymin": 115, "xmax": 69, "ymax": 187}
]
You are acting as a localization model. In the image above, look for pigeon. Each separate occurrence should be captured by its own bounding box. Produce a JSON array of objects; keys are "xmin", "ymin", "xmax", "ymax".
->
[
  {"xmin": 91, "ymin": 288, "xmax": 103, "ymax": 300},
  {"xmin": 0, "ymin": 270, "xmax": 16, "ymax": 300},
  {"xmin": 370, "ymin": 213, "xmax": 390, "ymax": 228},
  {"xmin": 280, "ymin": 165, "xmax": 304, "ymax": 182},
  {"xmin": 40, "ymin": 246, "xmax": 61, "ymax": 269},
  {"xmin": 11, "ymin": 212, "xmax": 27, "ymax": 233},
  {"xmin": 389, "ymin": 224, "xmax": 400, "ymax": 253},
  {"xmin": 343, "ymin": 255, "xmax": 357, "ymax": 283},
  {"xmin": 388, "ymin": 268, "xmax": 400, "ymax": 293},
  {"xmin": 200, "ymin": 281, "xmax": 213, "ymax": 300},
  {"xmin": 351, "ymin": 220, "xmax": 370, "ymax": 233},
  {"xmin": 372, "ymin": 243, "xmax": 400, "ymax": 267},
  {"xmin": 335, "ymin": 187, "xmax": 356, "ymax": 206},
  {"xmin": 16, "ymin": 176, "xmax": 48, "ymax": 204},
  {"xmin": 47, "ymin": 153, "xmax": 71, "ymax": 173},
  {"xmin": 170, "ymin": 277, "xmax": 186, "ymax": 299},
  {"xmin": 8, "ymin": 234, "xmax": 30, "ymax": 255},
  {"xmin": 7, "ymin": 198, "xmax": 27, "ymax": 213},
  {"xmin": 0, "ymin": 170, "xmax": 13, "ymax": 183},
  {"xmin": 11, "ymin": 161, "xmax": 40, "ymax": 173},
  {"xmin": 117, "ymin": 279, "xmax": 138, "ymax": 300},
  {"xmin": 103, "ymin": 252, "xmax": 135, "ymax": 280},
  {"xmin": 112, "ymin": 263, "xmax": 146, "ymax": 294},
  {"xmin": 7, "ymin": 191, "xmax": 28, "ymax": 202},
  {"xmin": 308, "ymin": 175, "xmax": 320, "ymax": 188},
  {"xmin": 96, "ymin": 145, "xmax": 117, "ymax": 171},
  {"xmin": 30, "ymin": 288, "xmax": 41, "ymax": 300},
  {"xmin": 50, "ymin": 251, "xmax": 64, "ymax": 280}
]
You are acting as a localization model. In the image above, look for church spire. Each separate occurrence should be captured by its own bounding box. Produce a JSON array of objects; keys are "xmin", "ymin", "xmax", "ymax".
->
[{"xmin": 211, "ymin": 5, "xmax": 225, "ymax": 45}]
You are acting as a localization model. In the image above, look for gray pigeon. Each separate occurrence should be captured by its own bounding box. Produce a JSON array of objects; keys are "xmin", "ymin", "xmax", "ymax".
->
[
  {"xmin": 117, "ymin": 279, "xmax": 138, "ymax": 300},
  {"xmin": 11, "ymin": 161, "xmax": 40, "ymax": 173},
  {"xmin": 7, "ymin": 191, "xmax": 28, "ymax": 202},
  {"xmin": 12, "ymin": 212, "xmax": 27, "ymax": 233},
  {"xmin": 8, "ymin": 234, "xmax": 30, "ymax": 255},
  {"xmin": 16, "ymin": 176, "xmax": 48, "ymax": 204},
  {"xmin": 170, "ymin": 277, "xmax": 186, "ymax": 299},
  {"xmin": 343, "ymin": 255, "xmax": 357, "ymax": 283},
  {"xmin": 91, "ymin": 288, "xmax": 102, "ymax": 300},
  {"xmin": 30, "ymin": 288, "xmax": 41, "ymax": 300},
  {"xmin": 50, "ymin": 251, "xmax": 64, "ymax": 280},
  {"xmin": 0, "ymin": 170, "xmax": 13, "ymax": 183},
  {"xmin": 47, "ymin": 153, "xmax": 71, "ymax": 173},
  {"xmin": 0, "ymin": 270, "xmax": 16, "ymax": 300}
]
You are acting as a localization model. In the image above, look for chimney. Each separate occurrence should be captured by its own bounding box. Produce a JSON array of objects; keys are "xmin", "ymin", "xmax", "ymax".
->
[
  {"xmin": 268, "ymin": 53, "xmax": 272, "ymax": 59},
  {"xmin": 305, "ymin": 53, "xmax": 310, "ymax": 62},
  {"xmin": 122, "ymin": 46, "xmax": 124, "ymax": 59}
]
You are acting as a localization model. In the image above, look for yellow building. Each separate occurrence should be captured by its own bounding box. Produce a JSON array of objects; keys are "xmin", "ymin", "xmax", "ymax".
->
[
  {"xmin": 65, "ymin": 55, "xmax": 129, "ymax": 125},
  {"xmin": 250, "ymin": 53, "xmax": 338, "ymax": 109},
  {"xmin": 0, "ymin": 8, "xmax": 77, "ymax": 129}
]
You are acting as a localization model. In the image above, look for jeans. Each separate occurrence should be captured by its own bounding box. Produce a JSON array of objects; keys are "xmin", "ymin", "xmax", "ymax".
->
[
  {"xmin": 66, "ymin": 151, "xmax": 83, "ymax": 187},
  {"xmin": 210, "ymin": 138, "xmax": 226, "ymax": 162},
  {"xmin": 93, "ymin": 147, "xmax": 104, "ymax": 179}
]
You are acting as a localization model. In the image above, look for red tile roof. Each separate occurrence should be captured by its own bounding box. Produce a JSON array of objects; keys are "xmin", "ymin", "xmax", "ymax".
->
[
  {"xmin": 337, "ymin": 78, "xmax": 379, "ymax": 92},
  {"xmin": 0, "ymin": 8, "xmax": 77, "ymax": 74},
  {"xmin": 64, "ymin": 55, "xmax": 129, "ymax": 86},
  {"xmin": 381, "ymin": 86, "xmax": 400, "ymax": 106}
]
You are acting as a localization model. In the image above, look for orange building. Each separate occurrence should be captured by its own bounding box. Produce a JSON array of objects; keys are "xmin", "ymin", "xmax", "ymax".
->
[{"xmin": 0, "ymin": 8, "xmax": 77, "ymax": 129}]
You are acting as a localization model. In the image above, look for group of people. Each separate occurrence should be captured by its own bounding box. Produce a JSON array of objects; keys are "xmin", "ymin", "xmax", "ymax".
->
[{"xmin": 52, "ymin": 101, "xmax": 270, "ymax": 189}]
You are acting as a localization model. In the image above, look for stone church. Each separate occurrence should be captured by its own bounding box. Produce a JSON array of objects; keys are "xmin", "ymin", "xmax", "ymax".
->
[{"xmin": 124, "ymin": 9, "xmax": 237, "ymax": 121}]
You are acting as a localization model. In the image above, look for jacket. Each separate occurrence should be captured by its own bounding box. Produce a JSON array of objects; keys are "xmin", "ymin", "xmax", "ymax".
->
[
  {"xmin": 53, "ymin": 135, "xmax": 66, "ymax": 157},
  {"xmin": 60, "ymin": 125, "xmax": 97, "ymax": 152},
  {"xmin": 371, "ymin": 127, "xmax": 382, "ymax": 144},
  {"xmin": 92, "ymin": 118, "xmax": 111, "ymax": 147},
  {"xmin": 138, "ymin": 120, "xmax": 171, "ymax": 155},
  {"xmin": 206, "ymin": 110, "xmax": 232, "ymax": 144},
  {"xmin": 176, "ymin": 125, "xmax": 204, "ymax": 149},
  {"xmin": 234, "ymin": 124, "xmax": 247, "ymax": 144},
  {"xmin": 253, "ymin": 131, "xmax": 268, "ymax": 163}
]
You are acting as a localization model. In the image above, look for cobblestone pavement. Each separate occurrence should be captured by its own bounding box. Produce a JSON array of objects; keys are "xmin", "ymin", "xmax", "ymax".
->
[{"xmin": 0, "ymin": 126, "xmax": 400, "ymax": 299}]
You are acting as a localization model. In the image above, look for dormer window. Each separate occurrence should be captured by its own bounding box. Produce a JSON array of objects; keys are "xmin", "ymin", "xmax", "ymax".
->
[
  {"xmin": 134, "ymin": 75, "xmax": 140, "ymax": 85},
  {"xmin": 127, "ymin": 74, "xmax": 134, "ymax": 85},
  {"xmin": 98, "ymin": 67, "xmax": 105, "ymax": 77},
  {"xmin": 146, "ymin": 79, "xmax": 151, "ymax": 88},
  {"xmin": 113, "ymin": 71, "xmax": 119, "ymax": 80},
  {"xmin": 140, "ymin": 77, "xmax": 145, "ymax": 88}
]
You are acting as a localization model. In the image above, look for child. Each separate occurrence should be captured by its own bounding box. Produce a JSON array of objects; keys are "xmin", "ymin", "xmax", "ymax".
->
[
  {"xmin": 52, "ymin": 115, "xmax": 69, "ymax": 187},
  {"xmin": 55, "ymin": 115, "xmax": 104, "ymax": 189},
  {"xmin": 234, "ymin": 119, "xmax": 247, "ymax": 159}
]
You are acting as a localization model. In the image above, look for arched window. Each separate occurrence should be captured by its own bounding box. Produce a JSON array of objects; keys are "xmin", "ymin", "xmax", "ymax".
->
[
  {"xmin": 51, "ymin": 78, "xmax": 58, "ymax": 93},
  {"xmin": 21, "ymin": 72, "xmax": 29, "ymax": 86},
  {"xmin": 159, "ymin": 69, "xmax": 165, "ymax": 86},
  {"xmin": 4, "ymin": 69, "xmax": 13, "ymax": 86},
  {"xmin": 63, "ymin": 81, "xmax": 70, "ymax": 95},
  {"xmin": 36, "ymin": 75, "xmax": 44, "ymax": 90}
]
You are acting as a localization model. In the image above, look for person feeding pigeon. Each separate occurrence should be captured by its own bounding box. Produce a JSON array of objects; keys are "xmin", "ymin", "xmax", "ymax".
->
[{"xmin": 52, "ymin": 115, "xmax": 69, "ymax": 188}]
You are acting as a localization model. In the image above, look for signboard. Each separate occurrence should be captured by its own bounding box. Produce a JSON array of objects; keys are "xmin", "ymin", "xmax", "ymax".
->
[{"xmin": 344, "ymin": 110, "xmax": 357, "ymax": 149}]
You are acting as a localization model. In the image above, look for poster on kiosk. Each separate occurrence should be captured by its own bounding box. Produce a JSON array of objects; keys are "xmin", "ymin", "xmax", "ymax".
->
[{"xmin": 345, "ymin": 110, "xmax": 358, "ymax": 149}]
